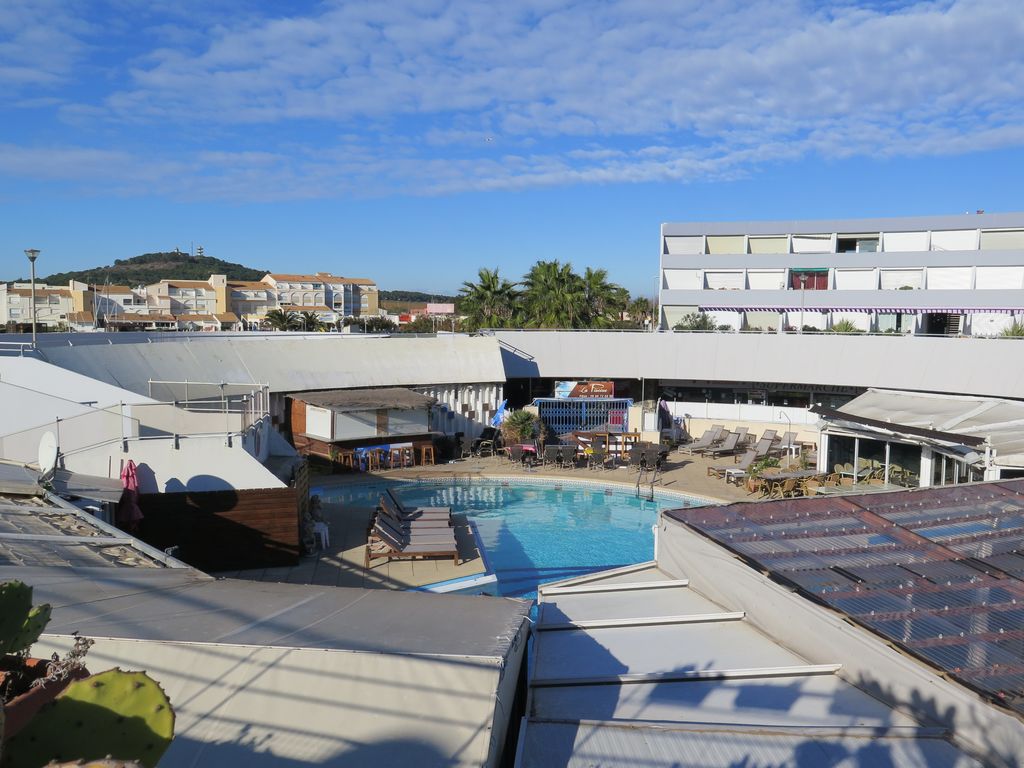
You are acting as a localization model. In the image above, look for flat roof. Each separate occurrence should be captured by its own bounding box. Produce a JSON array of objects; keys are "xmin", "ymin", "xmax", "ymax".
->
[
  {"xmin": 24, "ymin": 566, "xmax": 530, "ymax": 658},
  {"xmin": 297, "ymin": 387, "xmax": 436, "ymax": 412},
  {"xmin": 662, "ymin": 211, "xmax": 1024, "ymax": 237}
]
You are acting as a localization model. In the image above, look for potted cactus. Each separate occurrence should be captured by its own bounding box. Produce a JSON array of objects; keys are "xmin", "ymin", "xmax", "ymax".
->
[{"xmin": 0, "ymin": 580, "xmax": 174, "ymax": 768}]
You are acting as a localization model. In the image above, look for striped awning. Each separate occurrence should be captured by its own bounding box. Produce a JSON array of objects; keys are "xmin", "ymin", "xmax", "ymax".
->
[{"xmin": 698, "ymin": 305, "xmax": 1021, "ymax": 314}]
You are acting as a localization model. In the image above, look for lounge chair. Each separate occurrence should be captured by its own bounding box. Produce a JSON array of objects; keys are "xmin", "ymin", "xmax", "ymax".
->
[
  {"xmin": 626, "ymin": 443, "xmax": 645, "ymax": 470},
  {"xmin": 703, "ymin": 431, "xmax": 741, "ymax": 458},
  {"xmin": 681, "ymin": 429, "xmax": 718, "ymax": 455},
  {"xmin": 708, "ymin": 448, "xmax": 756, "ymax": 479},
  {"xmin": 733, "ymin": 427, "xmax": 750, "ymax": 446},
  {"xmin": 378, "ymin": 495, "xmax": 451, "ymax": 529},
  {"xmin": 752, "ymin": 437, "xmax": 773, "ymax": 459},
  {"xmin": 542, "ymin": 445, "xmax": 561, "ymax": 467},
  {"xmin": 373, "ymin": 514, "xmax": 456, "ymax": 545},
  {"xmin": 365, "ymin": 518, "xmax": 459, "ymax": 567},
  {"xmin": 558, "ymin": 445, "xmax": 578, "ymax": 469},
  {"xmin": 588, "ymin": 444, "xmax": 610, "ymax": 470},
  {"xmin": 760, "ymin": 429, "xmax": 778, "ymax": 444},
  {"xmin": 384, "ymin": 489, "xmax": 451, "ymax": 523}
]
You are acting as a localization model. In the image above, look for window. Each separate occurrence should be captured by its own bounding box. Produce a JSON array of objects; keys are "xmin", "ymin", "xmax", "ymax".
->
[
  {"xmin": 790, "ymin": 270, "xmax": 828, "ymax": 290},
  {"xmin": 837, "ymin": 235, "xmax": 879, "ymax": 253}
]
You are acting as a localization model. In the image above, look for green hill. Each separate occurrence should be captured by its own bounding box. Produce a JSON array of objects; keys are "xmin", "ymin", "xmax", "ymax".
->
[{"xmin": 40, "ymin": 251, "xmax": 267, "ymax": 286}]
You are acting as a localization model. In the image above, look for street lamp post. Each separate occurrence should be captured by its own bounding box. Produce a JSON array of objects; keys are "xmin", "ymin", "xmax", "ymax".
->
[
  {"xmin": 798, "ymin": 274, "xmax": 807, "ymax": 334},
  {"xmin": 24, "ymin": 249, "xmax": 40, "ymax": 346}
]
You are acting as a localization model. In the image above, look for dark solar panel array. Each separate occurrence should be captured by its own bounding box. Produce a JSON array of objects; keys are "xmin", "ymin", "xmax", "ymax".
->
[{"xmin": 668, "ymin": 479, "xmax": 1024, "ymax": 716}]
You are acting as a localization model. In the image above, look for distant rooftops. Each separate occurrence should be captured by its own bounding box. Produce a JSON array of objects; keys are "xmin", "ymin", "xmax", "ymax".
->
[{"xmin": 264, "ymin": 273, "xmax": 375, "ymax": 285}]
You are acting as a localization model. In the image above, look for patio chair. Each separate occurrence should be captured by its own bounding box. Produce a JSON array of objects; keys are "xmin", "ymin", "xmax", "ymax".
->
[
  {"xmin": 365, "ymin": 518, "xmax": 459, "ymax": 568},
  {"xmin": 384, "ymin": 489, "xmax": 451, "ymax": 523},
  {"xmin": 708, "ymin": 448, "xmax": 756, "ymax": 479},
  {"xmin": 767, "ymin": 477, "xmax": 798, "ymax": 499},
  {"xmin": 471, "ymin": 427, "xmax": 499, "ymax": 457},
  {"xmin": 626, "ymin": 443, "xmax": 645, "ymax": 471},
  {"xmin": 508, "ymin": 444, "xmax": 533, "ymax": 469},
  {"xmin": 588, "ymin": 444, "xmax": 610, "ymax": 470}
]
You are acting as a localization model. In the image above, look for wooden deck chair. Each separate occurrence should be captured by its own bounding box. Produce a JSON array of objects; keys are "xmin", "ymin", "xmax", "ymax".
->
[
  {"xmin": 365, "ymin": 518, "xmax": 459, "ymax": 567},
  {"xmin": 383, "ymin": 489, "xmax": 451, "ymax": 524}
]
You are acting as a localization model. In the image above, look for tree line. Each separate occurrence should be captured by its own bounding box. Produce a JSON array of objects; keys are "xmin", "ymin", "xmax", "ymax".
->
[{"xmin": 458, "ymin": 261, "xmax": 652, "ymax": 330}]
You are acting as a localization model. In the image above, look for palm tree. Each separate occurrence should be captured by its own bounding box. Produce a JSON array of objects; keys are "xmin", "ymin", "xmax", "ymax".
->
[
  {"xmin": 580, "ymin": 268, "xmax": 628, "ymax": 328},
  {"xmin": 520, "ymin": 260, "xmax": 585, "ymax": 328},
  {"xmin": 264, "ymin": 309, "xmax": 300, "ymax": 331},
  {"xmin": 628, "ymin": 297, "xmax": 653, "ymax": 328},
  {"xmin": 458, "ymin": 268, "xmax": 519, "ymax": 330},
  {"xmin": 298, "ymin": 310, "xmax": 324, "ymax": 332}
]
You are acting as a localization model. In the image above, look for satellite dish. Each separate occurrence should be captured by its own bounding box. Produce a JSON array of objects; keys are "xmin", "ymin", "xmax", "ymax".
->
[{"xmin": 37, "ymin": 431, "xmax": 58, "ymax": 480}]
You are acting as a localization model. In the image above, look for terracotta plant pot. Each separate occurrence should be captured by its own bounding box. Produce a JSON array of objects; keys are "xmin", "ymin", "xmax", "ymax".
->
[{"xmin": 1, "ymin": 657, "xmax": 88, "ymax": 740}]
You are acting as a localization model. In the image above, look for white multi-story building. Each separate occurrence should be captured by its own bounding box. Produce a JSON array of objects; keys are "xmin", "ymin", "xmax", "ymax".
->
[
  {"xmin": 659, "ymin": 212, "xmax": 1024, "ymax": 336},
  {"xmin": 227, "ymin": 281, "xmax": 277, "ymax": 329},
  {"xmin": 261, "ymin": 273, "xmax": 378, "ymax": 325},
  {"xmin": 0, "ymin": 282, "xmax": 77, "ymax": 330}
]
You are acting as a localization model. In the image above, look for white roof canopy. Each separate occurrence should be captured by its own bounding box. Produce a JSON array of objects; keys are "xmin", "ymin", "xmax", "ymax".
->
[{"xmin": 826, "ymin": 388, "xmax": 1024, "ymax": 467}]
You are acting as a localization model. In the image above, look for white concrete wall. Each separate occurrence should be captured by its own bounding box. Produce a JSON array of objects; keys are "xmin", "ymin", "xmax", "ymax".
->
[
  {"xmin": 62, "ymin": 432, "xmax": 284, "ymax": 493},
  {"xmin": 493, "ymin": 331, "xmax": 1024, "ymax": 401}
]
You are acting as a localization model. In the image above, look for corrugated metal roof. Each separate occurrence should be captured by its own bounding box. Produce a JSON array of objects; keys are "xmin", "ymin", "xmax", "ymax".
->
[{"xmin": 34, "ymin": 333, "xmax": 506, "ymax": 394}]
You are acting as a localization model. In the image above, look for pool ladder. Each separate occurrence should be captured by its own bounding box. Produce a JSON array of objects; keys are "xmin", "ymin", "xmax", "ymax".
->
[{"xmin": 636, "ymin": 459, "xmax": 660, "ymax": 501}]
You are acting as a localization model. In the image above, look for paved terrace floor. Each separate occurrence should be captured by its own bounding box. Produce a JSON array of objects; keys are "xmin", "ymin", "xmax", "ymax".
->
[{"xmin": 219, "ymin": 448, "xmax": 767, "ymax": 591}]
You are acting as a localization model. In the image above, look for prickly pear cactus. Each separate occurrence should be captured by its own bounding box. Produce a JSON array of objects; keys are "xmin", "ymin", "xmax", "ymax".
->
[
  {"xmin": 0, "ymin": 581, "xmax": 51, "ymax": 656},
  {"xmin": 3, "ymin": 669, "xmax": 174, "ymax": 768}
]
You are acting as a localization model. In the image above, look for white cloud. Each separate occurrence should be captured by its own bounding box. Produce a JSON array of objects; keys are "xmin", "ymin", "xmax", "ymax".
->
[{"xmin": 3, "ymin": 0, "xmax": 1023, "ymax": 199}]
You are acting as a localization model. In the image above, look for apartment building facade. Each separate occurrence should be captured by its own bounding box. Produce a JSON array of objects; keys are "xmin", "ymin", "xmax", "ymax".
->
[
  {"xmin": 3, "ymin": 269, "xmax": 379, "ymax": 333},
  {"xmin": 659, "ymin": 212, "xmax": 1024, "ymax": 336},
  {"xmin": 261, "ymin": 273, "xmax": 379, "ymax": 325}
]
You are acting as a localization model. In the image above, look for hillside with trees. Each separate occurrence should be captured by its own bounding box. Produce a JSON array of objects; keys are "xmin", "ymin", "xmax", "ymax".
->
[{"xmin": 40, "ymin": 251, "xmax": 267, "ymax": 286}]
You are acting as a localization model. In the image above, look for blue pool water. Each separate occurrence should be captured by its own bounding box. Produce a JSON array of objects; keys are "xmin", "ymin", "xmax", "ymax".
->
[{"xmin": 316, "ymin": 480, "xmax": 700, "ymax": 598}]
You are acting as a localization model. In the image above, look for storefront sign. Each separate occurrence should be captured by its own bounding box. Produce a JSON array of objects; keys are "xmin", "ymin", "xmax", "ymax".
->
[{"xmin": 554, "ymin": 381, "xmax": 615, "ymax": 399}]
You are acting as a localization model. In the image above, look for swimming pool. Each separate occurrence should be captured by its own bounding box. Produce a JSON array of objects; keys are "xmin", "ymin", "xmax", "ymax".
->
[{"xmin": 316, "ymin": 478, "xmax": 704, "ymax": 598}]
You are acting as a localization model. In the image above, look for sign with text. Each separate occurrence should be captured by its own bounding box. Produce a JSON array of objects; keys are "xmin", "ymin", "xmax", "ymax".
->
[{"xmin": 554, "ymin": 381, "xmax": 616, "ymax": 399}]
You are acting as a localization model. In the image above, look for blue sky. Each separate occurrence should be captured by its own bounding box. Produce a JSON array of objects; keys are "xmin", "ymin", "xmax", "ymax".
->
[{"xmin": 2, "ymin": 0, "xmax": 1023, "ymax": 296}]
